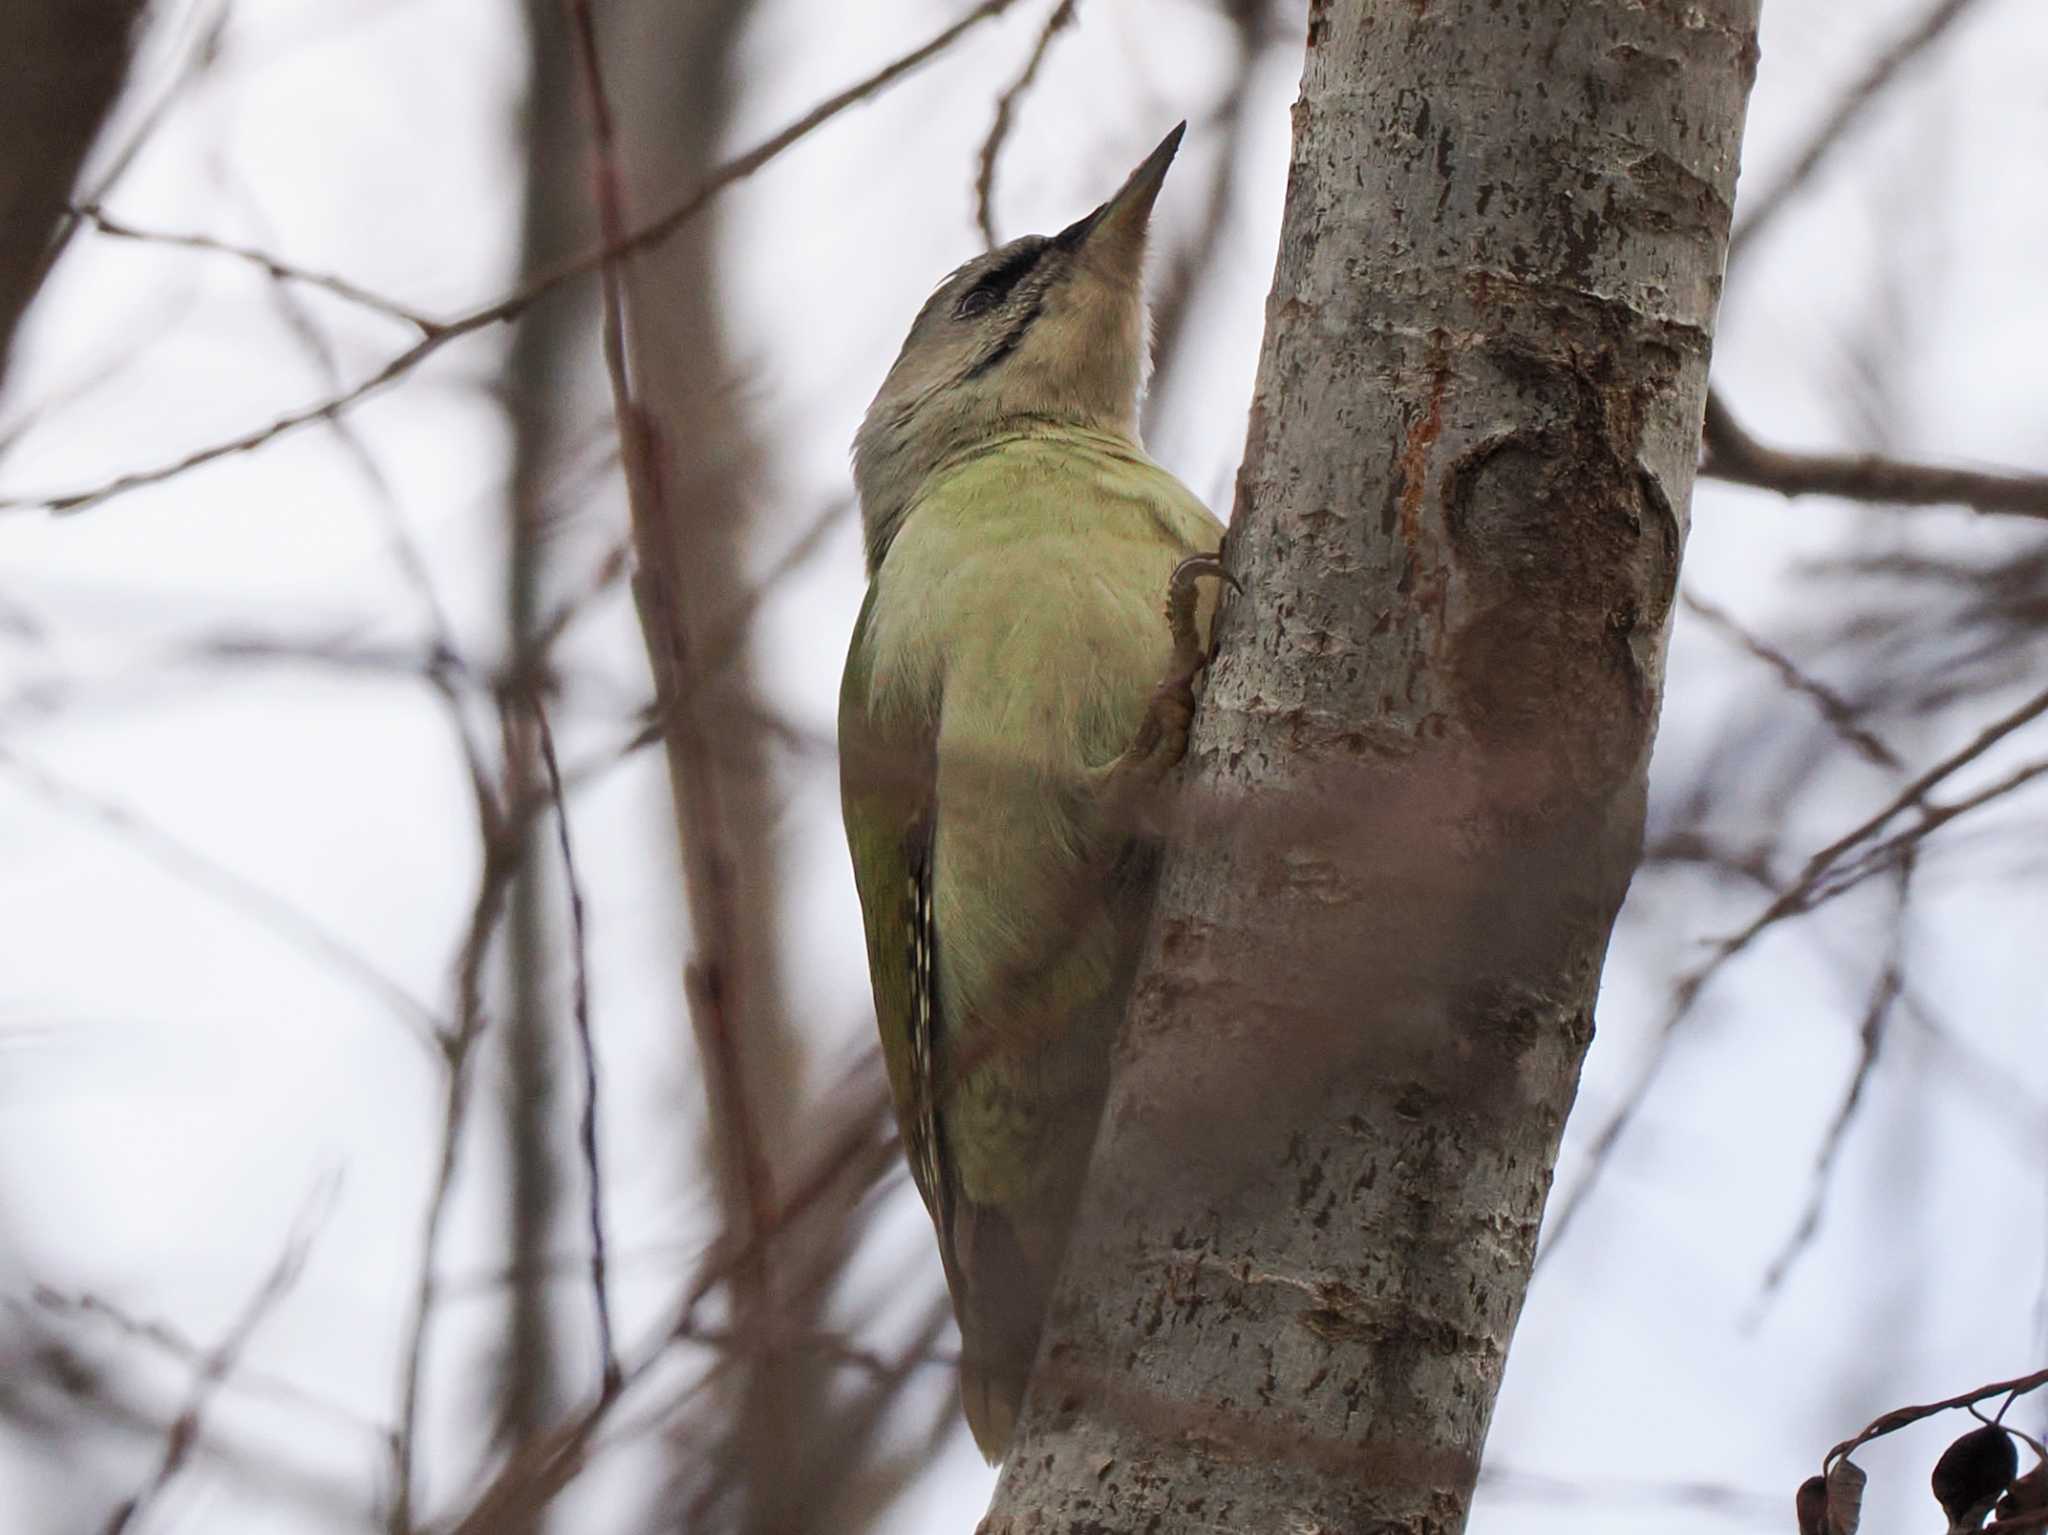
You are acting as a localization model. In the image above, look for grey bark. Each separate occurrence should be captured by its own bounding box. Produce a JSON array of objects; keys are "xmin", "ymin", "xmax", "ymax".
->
[
  {"xmin": 0, "ymin": 0, "xmax": 146, "ymax": 390},
  {"xmin": 985, "ymin": 3, "xmax": 1759, "ymax": 1531}
]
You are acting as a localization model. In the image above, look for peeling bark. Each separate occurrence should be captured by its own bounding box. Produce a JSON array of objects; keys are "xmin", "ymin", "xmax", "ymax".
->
[{"xmin": 984, "ymin": 2, "xmax": 1759, "ymax": 1530}]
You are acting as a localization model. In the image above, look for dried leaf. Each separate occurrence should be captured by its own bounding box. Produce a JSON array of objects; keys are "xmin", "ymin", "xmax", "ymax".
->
[
  {"xmin": 1997, "ymin": 1461, "xmax": 2048, "ymax": 1524},
  {"xmin": 1798, "ymin": 1474, "xmax": 1831, "ymax": 1535},
  {"xmin": 1827, "ymin": 1459, "xmax": 1867, "ymax": 1535},
  {"xmin": 1935, "ymin": 1426, "xmax": 2019, "ymax": 1532}
]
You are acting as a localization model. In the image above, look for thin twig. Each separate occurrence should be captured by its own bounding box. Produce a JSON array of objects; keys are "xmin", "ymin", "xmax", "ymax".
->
[
  {"xmin": 75, "ymin": 203, "xmax": 442, "ymax": 335},
  {"xmin": 974, "ymin": 0, "xmax": 1080, "ymax": 247},
  {"xmin": 26, "ymin": 1285, "xmax": 391, "ymax": 1445},
  {"xmin": 221, "ymin": 177, "xmax": 493, "ymax": 799},
  {"xmin": 1727, "ymin": 0, "xmax": 1989, "ymax": 267},
  {"xmin": 1825, "ymin": 1366, "xmax": 2048, "ymax": 1471},
  {"xmin": 1814, "ymin": 755, "xmax": 2048, "ymax": 905},
  {"xmin": 440, "ymin": 1080, "xmax": 900, "ymax": 1535},
  {"xmin": 100, "ymin": 1177, "xmax": 338, "ymax": 1535},
  {"xmin": 1681, "ymin": 591, "xmax": 1900, "ymax": 769},
  {"xmin": 1143, "ymin": 0, "xmax": 1268, "ymax": 446},
  {"xmin": 0, "ymin": 746, "xmax": 446, "ymax": 1051},
  {"xmin": 1702, "ymin": 389, "xmax": 2048, "ymax": 521},
  {"xmin": 532, "ymin": 699, "xmax": 617, "ymax": 1393},
  {"xmin": 562, "ymin": 0, "xmax": 781, "ymax": 1426},
  {"xmin": 388, "ymin": 736, "xmax": 520, "ymax": 1533},
  {"xmin": 1753, "ymin": 854, "xmax": 1912, "ymax": 1306},
  {"xmin": 2, "ymin": 0, "xmax": 1023, "ymax": 517},
  {"xmin": 1541, "ymin": 682, "xmax": 2048, "ymax": 1262}
]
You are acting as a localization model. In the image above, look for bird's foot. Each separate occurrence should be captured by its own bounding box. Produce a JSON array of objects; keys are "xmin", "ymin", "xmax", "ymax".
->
[{"xmin": 1094, "ymin": 552, "xmax": 1238, "ymax": 825}]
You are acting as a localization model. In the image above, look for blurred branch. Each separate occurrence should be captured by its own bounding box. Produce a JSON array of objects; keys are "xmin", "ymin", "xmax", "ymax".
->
[
  {"xmin": 441, "ymin": 1076, "xmax": 899, "ymax": 1534},
  {"xmin": 1143, "ymin": 0, "xmax": 1266, "ymax": 446},
  {"xmin": 388, "ymin": 717, "xmax": 525, "ymax": 1532},
  {"xmin": 533, "ymin": 701, "xmax": 617, "ymax": 1392},
  {"xmin": 1478, "ymin": 1464, "xmax": 1781, "ymax": 1521},
  {"xmin": 565, "ymin": 0, "xmax": 778, "ymax": 1322},
  {"xmin": 0, "ymin": 0, "xmax": 1024, "ymax": 516},
  {"xmin": 1681, "ymin": 590, "xmax": 1900, "ymax": 769},
  {"xmin": 1543, "ymin": 680, "xmax": 2048, "ymax": 1262},
  {"xmin": 1702, "ymin": 388, "xmax": 2048, "ymax": 521},
  {"xmin": 26, "ymin": 1286, "xmax": 391, "ymax": 1445},
  {"xmin": 99, "ymin": 1177, "xmax": 336, "ymax": 1535},
  {"xmin": 0, "ymin": 745, "xmax": 447, "ymax": 1050},
  {"xmin": 1753, "ymin": 855, "xmax": 1912, "ymax": 1307},
  {"xmin": 973, "ymin": 0, "xmax": 1079, "ymax": 247},
  {"xmin": 1726, "ymin": 0, "xmax": 1988, "ymax": 267},
  {"xmin": 73, "ymin": 203, "xmax": 442, "ymax": 335}
]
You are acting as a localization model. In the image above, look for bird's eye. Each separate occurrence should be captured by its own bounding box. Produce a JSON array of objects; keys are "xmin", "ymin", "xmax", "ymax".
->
[{"xmin": 954, "ymin": 285, "xmax": 1000, "ymax": 320}]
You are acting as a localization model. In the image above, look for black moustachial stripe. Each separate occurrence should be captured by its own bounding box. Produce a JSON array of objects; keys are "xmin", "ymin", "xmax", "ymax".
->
[{"xmin": 965, "ymin": 291, "xmax": 1043, "ymax": 380}]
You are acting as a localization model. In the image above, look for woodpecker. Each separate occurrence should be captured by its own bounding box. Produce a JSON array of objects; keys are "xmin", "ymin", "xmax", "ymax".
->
[{"xmin": 839, "ymin": 124, "xmax": 1225, "ymax": 1459}]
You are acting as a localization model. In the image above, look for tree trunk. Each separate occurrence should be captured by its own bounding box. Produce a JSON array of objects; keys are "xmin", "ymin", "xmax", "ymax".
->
[{"xmin": 985, "ymin": 2, "xmax": 1759, "ymax": 1531}]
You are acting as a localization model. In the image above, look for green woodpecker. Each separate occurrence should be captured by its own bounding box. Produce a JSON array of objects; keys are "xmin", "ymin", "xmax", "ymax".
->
[{"xmin": 839, "ymin": 124, "xmax": 1225, "ymax": 1460}]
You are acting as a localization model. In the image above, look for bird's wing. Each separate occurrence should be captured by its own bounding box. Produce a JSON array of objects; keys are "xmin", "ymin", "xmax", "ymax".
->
[{"xmin": 838, "ymin": 586, "xmax": 952, "ymax": 1246}]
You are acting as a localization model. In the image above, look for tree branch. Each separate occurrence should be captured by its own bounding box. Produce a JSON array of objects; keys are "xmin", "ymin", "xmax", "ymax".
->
[
  {"xmin": 0, "ymin": 0, "xmax": 1023, "ymax": 516},
  {"xmin": 1701, "ymin": 388, "xmax": 2048, "ymax": 521},
  {"xmin": 1725, "ymin": 0, "xmax": 1990, "ymax": 267},
  {"xmin": 973, "ymin": 0, "xmax": 1079, "ymax": 248}
]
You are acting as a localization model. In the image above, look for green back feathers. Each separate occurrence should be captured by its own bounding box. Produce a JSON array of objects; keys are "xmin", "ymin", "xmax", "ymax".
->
[{"xmin": 839, "ymin": 424, "xmax": 1221, "ymax": 1458}]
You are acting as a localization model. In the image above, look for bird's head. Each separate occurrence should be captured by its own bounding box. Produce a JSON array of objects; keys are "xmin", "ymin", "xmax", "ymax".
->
[{"xmin": 854, "ymin": 124, "xmax": 1184, "ymax": 569}]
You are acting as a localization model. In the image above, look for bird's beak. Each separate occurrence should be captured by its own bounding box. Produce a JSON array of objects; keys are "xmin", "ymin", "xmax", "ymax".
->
[{"xmin": 1053, "ymin": 122, "xmax": 1185, "ymax": 265}]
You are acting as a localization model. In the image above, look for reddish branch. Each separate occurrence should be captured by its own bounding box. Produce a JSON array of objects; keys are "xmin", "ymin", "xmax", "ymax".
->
[
  {"xmin": 1702, "ymin": 389, "xmax": 2048, "ymax": 521},
  {"xmin": 560, "ymin": 0, "xmax": 779, "ymax": 1377}
]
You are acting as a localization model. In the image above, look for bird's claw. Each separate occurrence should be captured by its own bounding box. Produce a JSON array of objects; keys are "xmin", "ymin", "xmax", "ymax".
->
[{"xmin": 1097, "ymin": 551, "xmax": 1238, "ymax": 825}]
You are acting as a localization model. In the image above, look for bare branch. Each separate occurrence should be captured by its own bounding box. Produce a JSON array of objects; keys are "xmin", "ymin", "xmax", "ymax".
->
[
  {"xmin": 0, "ymin": 745, "xmax": 446, "ymax": 1051},
  {"xmin": 561, "ymin": 0, "xmax": 783, "ymax": 1365},
  {"xmin": 440, "ymin": 1077, "xmax": 899, "ymax": 1534},
  {"xmin": 1824, "ymin": 1366, "xmax": 2048, "ymax": 1472},
  {"xmin": 532, "ymin": 700, "xmax": 617, "ymax": 1393},
  {"xmin": 99, "ymin": 1178, "xmax": 337, "ymax": 1535},
  {"xmin": 26, "ymin": 1286, "xmax": 390, "ymax": 1446},
  {"xmin": 1726, "ymin": 0, "xmax": 1989, "ymax": 267},
  {"xmin": 1681, "ymin": 590, "xmax": 1900, "ymax": 769},
  {"xmin": 1543, "ymin": 681, "xmax": 2048, "ymax": 1261},
  {"xmin": 1753, "ymin": 856, "xmax": 1911, "ymax": 1305},
  {"xmin": 74, "ymin": 203, "xmax": 442, "ymax": 335},
  {"xmin": 389, "ymin": 703, "xmax": 525, "ymax": 1531},
  {"xmin": 1702, "ymin": 389, "xmax": 2048, "ymax": 521},
  {"xmin": 973, "ymin": 0, "xmax": 1080, "ymax": 247},
  {"xmin": 0, "ymin": 0, "xmax": 1024, "ymax": 517}
]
